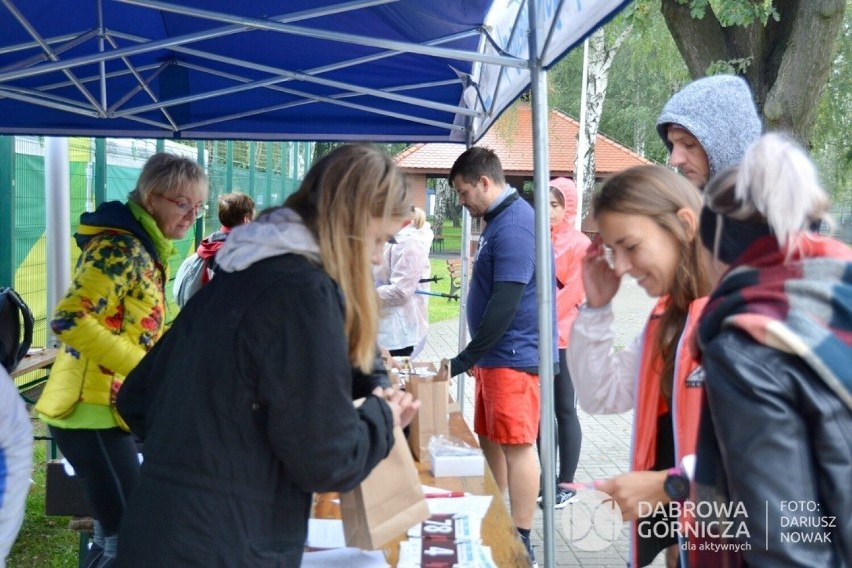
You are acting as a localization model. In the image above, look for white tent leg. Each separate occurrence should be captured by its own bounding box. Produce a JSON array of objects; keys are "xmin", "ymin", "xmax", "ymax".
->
[
  {"xmin": 45, "ymin": 137, "xmax": 71, "ymax": 347},
  {"xmin": 529, "ymin": 2, "xmax": 557, "ymax": 566}
]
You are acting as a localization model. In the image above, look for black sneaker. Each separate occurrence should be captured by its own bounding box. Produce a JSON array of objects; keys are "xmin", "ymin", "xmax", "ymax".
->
[
  {"xmin": 554, "ymin": 486, "xmax": 578, "ymax": 509},
  {"xmin": 519, "ymin": 532, "xmax": 538, "ymax": 568}
]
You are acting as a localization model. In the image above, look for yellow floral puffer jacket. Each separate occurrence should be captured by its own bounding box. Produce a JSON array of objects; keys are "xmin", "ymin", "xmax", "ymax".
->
[{"xmin": 36, "ymin": 201, "xmax": 173, "ymax": 430}]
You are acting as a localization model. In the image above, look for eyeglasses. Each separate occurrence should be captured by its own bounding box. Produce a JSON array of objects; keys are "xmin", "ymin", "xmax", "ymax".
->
[{"xmin": 155, "ymin": 194, "xmax": 208, "ymax": 219}]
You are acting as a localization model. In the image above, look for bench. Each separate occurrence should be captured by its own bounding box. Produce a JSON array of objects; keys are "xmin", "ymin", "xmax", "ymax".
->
[
  {"xmin": 13, "ymin": 347, "xmax": 58, "ymax": 405},
  {"xmin": 430, "ymin": 235, "xmax": 444, "ymax": 253},
  {"xmin": 446, "ymin": 258, "xmax": 462, "ymax": 301}
]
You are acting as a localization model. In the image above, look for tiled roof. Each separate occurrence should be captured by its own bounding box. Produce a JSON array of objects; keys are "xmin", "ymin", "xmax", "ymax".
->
[{"xmin": 395, "ymin": 102, "xmax": 653, "ymax": 176}]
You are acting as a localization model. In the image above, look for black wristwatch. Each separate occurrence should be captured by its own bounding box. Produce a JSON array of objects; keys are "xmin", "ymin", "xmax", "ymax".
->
[{"xmin": 663, "ymin": 467, "xmax": 690, "ymax": 502}]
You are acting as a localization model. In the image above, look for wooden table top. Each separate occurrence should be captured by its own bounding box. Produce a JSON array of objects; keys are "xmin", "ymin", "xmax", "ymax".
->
[
  {"xmin": 12, "ymin": 347, "xmax": 58, "ymax": 379},
  {"xmin": 312, "ymin": 411, "xmax": 530, "ymax": 567}
]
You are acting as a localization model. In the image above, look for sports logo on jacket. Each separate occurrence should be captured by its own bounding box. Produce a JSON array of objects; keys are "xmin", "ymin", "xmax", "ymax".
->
[{"xmin": 685, "ymin": 366, "xmax": 705, "ymax": 388}]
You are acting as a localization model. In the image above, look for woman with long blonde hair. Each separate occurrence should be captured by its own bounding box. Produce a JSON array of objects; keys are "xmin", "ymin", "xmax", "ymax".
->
[{"xmin": 114, "ymin": 144, "xmax": 419, "ymax": 566}]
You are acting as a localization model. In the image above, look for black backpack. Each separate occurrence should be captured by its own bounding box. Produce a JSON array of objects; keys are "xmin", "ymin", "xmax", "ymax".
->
[{"xmin": 0, "ymin": 287, "xmax": 34, "ymax": 373}]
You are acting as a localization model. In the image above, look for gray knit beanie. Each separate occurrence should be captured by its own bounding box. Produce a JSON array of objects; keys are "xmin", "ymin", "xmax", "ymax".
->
[{"xmin": 656, "ymin": 75, "xmax": 762, "ymax": 178}]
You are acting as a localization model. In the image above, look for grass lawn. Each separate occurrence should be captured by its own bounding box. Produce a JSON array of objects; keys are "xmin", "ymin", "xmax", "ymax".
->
[
  {"xmin": 426, "ymin": 258, "xmax": 461, "ymax": 324},
  {"xmin": 432, "ymin": 221, "xmax": 462, "ymax": 253},
  {"xmin": 427, "ymin": 222, "xmax": 462, "ymax": 324},
  {"xmin": 9, "ymin": 424, "xmax": 78, "ymax": 568}
]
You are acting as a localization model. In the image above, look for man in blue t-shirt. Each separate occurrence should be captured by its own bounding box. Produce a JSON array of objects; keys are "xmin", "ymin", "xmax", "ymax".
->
[{"xmin": 436, "ymin": 147, "xmax": 556, "ymax": 567}]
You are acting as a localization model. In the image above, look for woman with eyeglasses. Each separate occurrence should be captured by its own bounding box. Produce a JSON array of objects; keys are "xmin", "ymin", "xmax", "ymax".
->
[{"xmin": 35, "ymin": 152, "xmax": 208, "ymax": 568}]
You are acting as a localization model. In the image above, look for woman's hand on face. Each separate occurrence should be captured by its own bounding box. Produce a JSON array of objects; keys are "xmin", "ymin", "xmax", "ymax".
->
[
  {"xmin": 372, "ymin": 386, "xmax": 421, "ymax": 429},
  {"xmin": 582, "ymin": 236, "xmax": 621, "ymax": 308},
  {"xmin": 596, "ymin": 470, "xmax": 669, "ymax": 522}
]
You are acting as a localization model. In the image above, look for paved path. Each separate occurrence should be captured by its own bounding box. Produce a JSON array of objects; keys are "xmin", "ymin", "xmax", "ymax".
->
[{"xmin": 419, "ymin": 278, "xmax": 663, "ymax": 567}]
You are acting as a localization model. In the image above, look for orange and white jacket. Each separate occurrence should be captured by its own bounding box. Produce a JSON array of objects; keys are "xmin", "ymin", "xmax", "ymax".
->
[
  {"xmin": 567, "ymin": 296, "xmax": 706, "ymax": 465},
  {"xmin": 568, "ymin": 296, "xmax": 707, "ymax": 565}
]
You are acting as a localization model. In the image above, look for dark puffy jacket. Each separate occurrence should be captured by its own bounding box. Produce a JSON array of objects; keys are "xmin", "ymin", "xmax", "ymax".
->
[{"xmin": 115, "ymin": 254, "xmax": 395, "ymax": 567}]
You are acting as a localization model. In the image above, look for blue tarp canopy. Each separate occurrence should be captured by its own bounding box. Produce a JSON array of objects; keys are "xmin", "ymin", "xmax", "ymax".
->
[{"xmin": 0, "ymin": 0, "xmax": 629, "ymax": 142}]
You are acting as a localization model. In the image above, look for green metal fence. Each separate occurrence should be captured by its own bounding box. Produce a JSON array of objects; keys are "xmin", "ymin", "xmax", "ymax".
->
[{"xmin": 3, "ymin": 135, "xmax": 313, "ymax": 387}]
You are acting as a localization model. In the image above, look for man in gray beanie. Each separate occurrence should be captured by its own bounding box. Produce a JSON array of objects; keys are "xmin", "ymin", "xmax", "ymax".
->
[{"xmin": 656, "ymin": 74, "xmax": 762, "ymax": 188}]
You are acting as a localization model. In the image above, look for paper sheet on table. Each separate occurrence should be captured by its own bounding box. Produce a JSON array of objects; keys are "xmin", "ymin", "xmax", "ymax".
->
[
  {"xmin": 306, "ymin": 518, "xmax": 346, "ymax": 549},
  {"xmin": 421, "ymin": 484, "xmax": 466, "ymax": 495},
  {"xmin": 300, "ymin": 547, "xmax": 388, "ymax": 567},
  {"xmin": 426, "ymin": 495, "xmax": 492, "ymax": 518}
]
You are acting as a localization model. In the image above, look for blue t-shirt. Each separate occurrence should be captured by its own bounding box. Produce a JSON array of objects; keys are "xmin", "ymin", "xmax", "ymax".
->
[{"xmin": 466, "ymin": 195, "xmax": 557, "ymax": 369}]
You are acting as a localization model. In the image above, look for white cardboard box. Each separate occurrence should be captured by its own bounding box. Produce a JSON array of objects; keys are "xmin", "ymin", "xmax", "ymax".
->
[{"xmin": 429, "ymin": 449, "xmax": 485, "ymax": 477}]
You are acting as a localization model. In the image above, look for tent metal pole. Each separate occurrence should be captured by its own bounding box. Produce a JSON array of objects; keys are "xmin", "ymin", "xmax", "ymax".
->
[
  {"xmin": 455, "ymin": 121, "xmax": 473, "ymax": 416},
  {"xmin": 45, "ymin": 137, "xmax": 71, "ymax": 348},
  {"xmin": 528, "ymin": 2, "xmax": 557, "ymax": 567},
  {"xmin": 118, "ymin": 0, "xmax": 526, "ymax": 69}
]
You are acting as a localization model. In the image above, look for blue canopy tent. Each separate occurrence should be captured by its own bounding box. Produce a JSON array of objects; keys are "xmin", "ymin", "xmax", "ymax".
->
[
  {"xmin": 0, "ymin": 1, "xmax": 631, "ymax": 565},
  {"xmin": 0, "ymin": 0, "xmax": 627, "ymax": 142}
]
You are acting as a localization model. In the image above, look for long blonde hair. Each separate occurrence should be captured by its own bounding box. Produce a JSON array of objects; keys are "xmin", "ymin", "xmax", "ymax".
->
[
  {"xmin": 593, "ymin": 165, "xmax": 710, "ymax": 398},
  {"xmin": 286, "ymin": 144, "xmax": 410, "ymax": 372}
]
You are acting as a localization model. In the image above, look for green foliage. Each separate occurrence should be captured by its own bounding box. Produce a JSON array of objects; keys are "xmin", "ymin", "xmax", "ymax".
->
[
  {"xmin": 681, "ymin": 0, "xmax": 709, "ymax": 19},
  {"xmin": 706, "ymin": 56, "xmax": 753, "ymax": 75},
  {"xmin": 676, "ymin": 0, "xmax": 778, "ymax": 25},
  {"xmin": 549, "ymin": 0, "xmax": 846, "ymax": 187},
  {"xmin": 714, "ymin": 0, "xmax": 778, "ymax": 27},
  {"xmin": 812, "ymin": 9, "xmax": 852, "ymax": 214},
  {"xmin": 550, "ymin": 6, "xmax": 688, "ymax": 165}
]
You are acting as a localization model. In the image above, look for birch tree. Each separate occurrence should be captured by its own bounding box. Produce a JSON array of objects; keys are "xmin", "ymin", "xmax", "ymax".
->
[
  {"xmin": 432, "ymin": 177, "xmax": 450, "ymax": 236},
  {"xmin": 574, "ymin": 24, "xmax": 632, "ymax": 218}
]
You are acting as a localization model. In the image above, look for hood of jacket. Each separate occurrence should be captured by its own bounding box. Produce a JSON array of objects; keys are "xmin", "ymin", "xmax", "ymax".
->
[
  {"xmin": 215, "ymin": 208, "xmax": 321, "ymax": 272},
  {"xmin": 549, "ymin": 177, "xmax": 578, "ymax": 229},
  {"xmin": 196, "ymin": 227, "xmax": 229, "ymax": 260},
  {"xmin": 656, "ymin": 74, "xmax": 762, "ymax": 179},
  {"xmin": 75, "ymin": 201, "xmax": 165, "ymax": 264}
]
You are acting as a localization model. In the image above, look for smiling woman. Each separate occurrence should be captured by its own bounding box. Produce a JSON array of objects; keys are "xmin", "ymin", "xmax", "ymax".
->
[{"xmin": 567, "ymin": 164, "xmax": 711, "ymax": 568}]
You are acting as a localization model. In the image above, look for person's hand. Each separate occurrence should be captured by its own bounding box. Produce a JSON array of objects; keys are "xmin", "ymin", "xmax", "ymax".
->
[
  {"xmin": 379, "ymin": 346, "xmax": 398, "ymax": 369},
  {"xmin": 372, "ymin": 386, "xmax": 421, "ymax": 429},
  {"xmin": 595, "ymin": 470, "xmax": 669, "ymax": 521},
  {"xmin": 435, "ymin": 358, "xmax": 451, "ymax": 381},
  {"xmin": 582, "ymin": 236, "xmax": 621, "ymax": 308}
]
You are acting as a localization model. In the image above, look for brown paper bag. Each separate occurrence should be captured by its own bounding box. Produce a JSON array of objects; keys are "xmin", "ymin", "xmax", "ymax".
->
[
  {"xmin": 406, "ymin": 372, "xmax": 449, "ymax": 461},
  {"xmin": 340, "ymin": 427, "xmax": 431, "ymax": 550}
]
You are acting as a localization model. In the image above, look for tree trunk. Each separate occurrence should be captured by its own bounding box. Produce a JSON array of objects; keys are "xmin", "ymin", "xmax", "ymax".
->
[
  {"xmin": 660, "ymin": 0, "xmax": 846, "ymax": 143},
  {"xmin": 575, "ymin": 26, "xmax": 631, "ymax": 218},
  {"xmin": 433, "ymin": 177, "xmax": 449, "ymax": 236}
]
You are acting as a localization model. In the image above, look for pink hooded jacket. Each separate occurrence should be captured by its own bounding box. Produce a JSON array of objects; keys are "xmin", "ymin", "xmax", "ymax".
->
[{"xmin": 550, "ymin": 178, "xmax": 591, "ymax": 349}]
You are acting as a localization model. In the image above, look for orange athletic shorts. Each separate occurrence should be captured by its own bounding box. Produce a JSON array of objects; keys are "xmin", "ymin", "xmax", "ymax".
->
[{"xmin": 473, "ymin": 366, "xmax": 540, "ymax": 445}]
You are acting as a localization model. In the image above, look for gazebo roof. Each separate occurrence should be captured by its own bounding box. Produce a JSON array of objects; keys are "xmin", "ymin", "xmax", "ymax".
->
[{"xmin": 395, "ymin": 102, "xmax": 652, "ymax": 177}]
